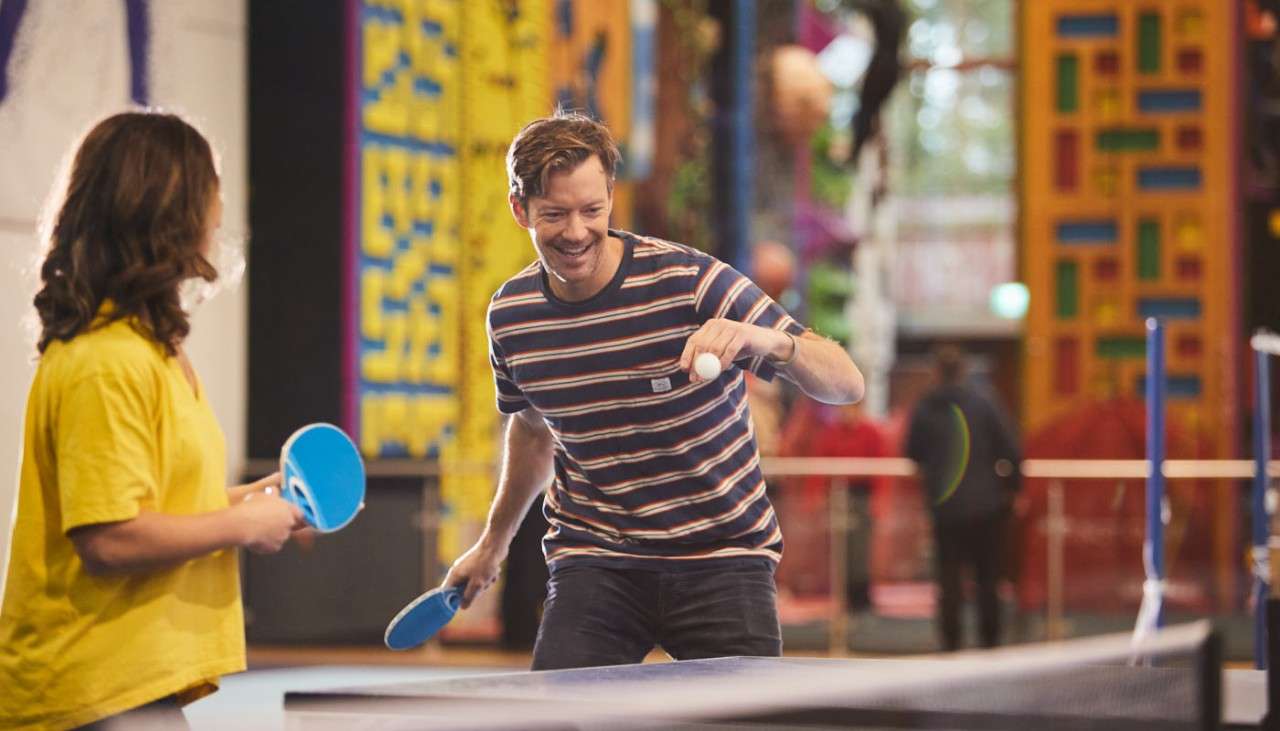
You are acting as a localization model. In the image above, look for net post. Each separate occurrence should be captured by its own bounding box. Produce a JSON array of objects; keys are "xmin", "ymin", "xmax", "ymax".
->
[
  {"xmin": 1255, "ymin": 340, "xmax": 1273, "ymax": 670},
  {"xmin": 1136, "ymin": 318, "xmax": 1166, "ymax": 645}
]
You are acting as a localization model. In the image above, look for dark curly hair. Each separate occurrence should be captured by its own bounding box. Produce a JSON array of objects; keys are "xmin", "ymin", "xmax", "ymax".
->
[{"xmin": 33, "ymin": 111, "xmax": 220, "ymax": 355}]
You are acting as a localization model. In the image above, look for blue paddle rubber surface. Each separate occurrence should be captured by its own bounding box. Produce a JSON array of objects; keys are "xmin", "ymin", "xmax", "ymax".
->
[
  {"xmin": 279, "ymin": 423, "xmax": 366, "ymax": 533},
  {"xmin": 385, "ymin": 586, "xmax": 464, "ymax": 651}
]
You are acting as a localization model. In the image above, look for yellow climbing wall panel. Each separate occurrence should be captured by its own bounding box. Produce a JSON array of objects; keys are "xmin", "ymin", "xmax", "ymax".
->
[
  {"xmin": 356, "ymin": 0, "xmax": 463, "ymax": 461},
  {"xmin": 354, "ymin": 4, "xmax": 637, "ymax": 619},
  {"xmin": 449, "ymin": 0, "xmax": 550, "ymax": 569}
]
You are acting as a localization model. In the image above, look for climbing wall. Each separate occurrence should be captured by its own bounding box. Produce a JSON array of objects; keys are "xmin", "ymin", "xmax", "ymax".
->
[
  {"xmin": 350, "ymin": 0, "xmax": 550, "ymax": 638},
  {"xmin": 452, "ymin": 0, "xmax": 550, "ymax": 563},
  {"xmin": 1021, "ymin": 3, "xmax": 1239, "ymax": 449},
  {"xmin": 546, "ymin": 0, "xmax": 639, "ymax": 225},
  {"xmin": 1019, "ymin": 2, "xmax": 1241, "ymax": 609},
  {"xmin": 352, "ymin": 0, "xmax": 464, "ymax": 460},
  {"xmin": 352, "ymin": 4, "xmax": 645, "ymax": 638}
]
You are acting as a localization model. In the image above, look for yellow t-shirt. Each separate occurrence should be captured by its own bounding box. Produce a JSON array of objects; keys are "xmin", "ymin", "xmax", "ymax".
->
[{"xmin": 0, "ymin": 308, "xmax": 245, "ymax": 730}]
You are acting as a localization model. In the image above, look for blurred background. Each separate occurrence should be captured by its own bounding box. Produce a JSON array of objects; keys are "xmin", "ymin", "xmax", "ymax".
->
[{"xmin": 0, "ymin": 0, "xmax": 1278, "ymax": 669}]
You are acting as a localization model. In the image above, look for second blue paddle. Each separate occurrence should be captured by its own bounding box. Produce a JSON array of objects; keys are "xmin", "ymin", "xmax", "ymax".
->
[{"xmin": 384, "ymin": 586, "xmax": 465, "ymax": 651}]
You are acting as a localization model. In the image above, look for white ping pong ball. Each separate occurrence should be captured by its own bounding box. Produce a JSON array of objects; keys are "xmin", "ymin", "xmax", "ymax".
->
[{"xmin": 694, "ymin": 352, "xmax": 722, "ymax": 380}]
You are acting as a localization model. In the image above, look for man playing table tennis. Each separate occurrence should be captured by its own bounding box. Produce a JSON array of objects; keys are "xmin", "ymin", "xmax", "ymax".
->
[{"xmin": 443, "ymin": 111, "xmax": 865, "ymax": 670}]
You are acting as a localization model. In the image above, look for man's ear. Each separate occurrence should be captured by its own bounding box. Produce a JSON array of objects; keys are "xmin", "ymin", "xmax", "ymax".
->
[{"xmin": 509, "ymin": 194, "xmax": 530, "ymax": 228}]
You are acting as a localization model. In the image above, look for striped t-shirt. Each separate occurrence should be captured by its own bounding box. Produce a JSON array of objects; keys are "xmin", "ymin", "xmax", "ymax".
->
[{"xmin": 487, "ymin": 230, "xmax": 806, "ymax": 571}]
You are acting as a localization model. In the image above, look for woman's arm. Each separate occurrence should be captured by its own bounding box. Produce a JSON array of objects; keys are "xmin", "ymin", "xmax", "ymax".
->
[{"xmin": 69, "ymin": 487, "xmax": 302, "ymax": 575}]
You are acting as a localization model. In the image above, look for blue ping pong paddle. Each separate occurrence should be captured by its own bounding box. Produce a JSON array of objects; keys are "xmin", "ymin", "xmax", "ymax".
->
[
  {"xmin": 279, "ymin": 423, "xmax": 365, "ymax": 533},
  {"xmin": 384, "ymin": 585, "xmax": 465, "ymax": 650}
]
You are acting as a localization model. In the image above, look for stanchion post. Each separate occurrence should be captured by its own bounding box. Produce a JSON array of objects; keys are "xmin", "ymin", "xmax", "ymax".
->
[
  {"xmin": 1047, "ymin": 479, "xmax": 1065, "ymax": 641},
  {"xmin": 829, "ymin": 477, "xmax": 850, "ymax": 657}
]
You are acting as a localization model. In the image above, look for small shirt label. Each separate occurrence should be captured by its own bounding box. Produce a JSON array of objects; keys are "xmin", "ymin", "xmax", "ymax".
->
[{"xmin": 651, "ymin": 377, "xmax": 672, "ymax": 393}]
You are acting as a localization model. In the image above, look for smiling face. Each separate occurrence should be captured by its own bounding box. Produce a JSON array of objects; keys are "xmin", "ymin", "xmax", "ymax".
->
[{"xmin": 511, "ymin": 154, "xmax": 621, "ymax": 302}]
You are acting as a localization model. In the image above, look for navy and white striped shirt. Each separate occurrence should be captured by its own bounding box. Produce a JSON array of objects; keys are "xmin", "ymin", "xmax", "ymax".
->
[{"xmin": 488, "ymin": 230, "xmax": 806, "ymax": 571}]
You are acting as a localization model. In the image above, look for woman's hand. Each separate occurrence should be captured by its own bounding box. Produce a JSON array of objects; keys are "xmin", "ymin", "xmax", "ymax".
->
[{"xmin": 228, "ymin": 472, "xmax": 282, "ymax": 505}]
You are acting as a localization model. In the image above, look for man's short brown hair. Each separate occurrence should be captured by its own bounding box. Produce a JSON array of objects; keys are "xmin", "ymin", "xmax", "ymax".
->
[{"xmin": 506, "ymin": 111, "xmax": 621, "ymax": 203}]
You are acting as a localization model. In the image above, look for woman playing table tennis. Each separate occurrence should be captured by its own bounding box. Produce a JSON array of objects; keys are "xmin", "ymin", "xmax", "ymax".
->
[{"xmin": 0, "ymin": 111, "xmax": 302, "ymax": 730}]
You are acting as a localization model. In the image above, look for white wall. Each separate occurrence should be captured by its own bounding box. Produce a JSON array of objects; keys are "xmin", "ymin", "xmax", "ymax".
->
[{"xmin": 0, "ymin": 0, "xmax": 247, "ymax": 549}]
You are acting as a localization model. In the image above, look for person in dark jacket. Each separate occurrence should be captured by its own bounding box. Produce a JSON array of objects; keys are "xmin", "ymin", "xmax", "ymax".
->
[{"xmin": 905, "ymin": 345, "xmax": 1020, "ymax": 651}]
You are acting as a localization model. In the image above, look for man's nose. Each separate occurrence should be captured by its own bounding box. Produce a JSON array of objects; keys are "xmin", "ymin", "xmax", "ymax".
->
[{"xmin": 563, "ymin": 213, "xmax": 588, "ymax": 241}]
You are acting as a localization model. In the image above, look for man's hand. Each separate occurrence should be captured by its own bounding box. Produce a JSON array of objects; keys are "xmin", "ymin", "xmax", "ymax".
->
[
  {"xmin": 441, "ymin": 538, "xmax": 508, "ymax": 609},
  {"xmin": 680, "ymin": 319, "xmax": 793, "ymax": 382}
]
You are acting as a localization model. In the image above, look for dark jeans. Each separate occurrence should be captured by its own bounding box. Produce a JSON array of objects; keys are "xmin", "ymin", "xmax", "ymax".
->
[
  {"xmin": 933, "ymin": 511, "xmax": 1008, "ymax": 652},
  {"xmin": 531, "ymin": 563, "xmax": 782, "ymax": 670}
]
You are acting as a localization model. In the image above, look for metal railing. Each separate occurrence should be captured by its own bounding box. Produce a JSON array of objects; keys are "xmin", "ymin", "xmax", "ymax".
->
[{"xmin": 759, "ymin": 457, "xmax": 1280, "ymax": 653}]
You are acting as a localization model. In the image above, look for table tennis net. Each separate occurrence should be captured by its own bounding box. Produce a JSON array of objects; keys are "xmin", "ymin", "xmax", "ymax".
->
[
  {"xmin": 677, "ymin": 622, "xmax": 1220, "ymax": 730},
  {"xmin": 287, "ymin": 620, "xmax": 1221, "ymax": 730}
]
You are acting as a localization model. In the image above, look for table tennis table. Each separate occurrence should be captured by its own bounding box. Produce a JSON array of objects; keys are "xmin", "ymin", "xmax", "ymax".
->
[{"xmin": 285, "ymin": 626, "xmax": 1261, "ymax": 730}]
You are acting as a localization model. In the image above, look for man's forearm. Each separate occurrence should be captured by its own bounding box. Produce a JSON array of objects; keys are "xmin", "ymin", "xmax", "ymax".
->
[
  {"xmin": 776, "ymin": 331, "xmax": 866, "ymax": 404},
  {"xmin": 479, "ymin": 413, "xmax": 556, "ymax": 553}
]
